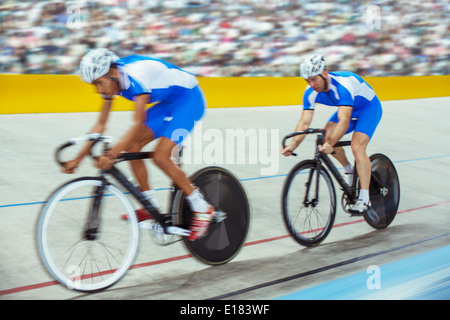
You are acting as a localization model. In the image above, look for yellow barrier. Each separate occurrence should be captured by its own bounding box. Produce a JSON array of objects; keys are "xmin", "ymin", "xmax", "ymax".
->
[{"xmin": 0, "ymin": 74, "xmax": 449, "ymax": 114}]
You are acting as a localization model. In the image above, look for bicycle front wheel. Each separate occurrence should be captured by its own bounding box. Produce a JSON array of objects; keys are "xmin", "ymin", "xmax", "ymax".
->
[
  {"xmin": 173, "ymin": 167, "xmax": 250, "ymax": 265},
  {"xmin": 36, "ymin": 177, "xmax": 139, "ymax": 292},
  {"xmin": 282, "ymin": 160, "xmax": 336, "ymax": 247}
]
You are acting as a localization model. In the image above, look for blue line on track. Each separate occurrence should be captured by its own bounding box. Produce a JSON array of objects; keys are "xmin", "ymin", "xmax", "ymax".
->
[
  {"xmin": 1, "ymin": 154, "xmax": 449, "ymax": 209},
  {"xmin": 0, "ymin": 187, "xmax": 171, "ymax": 209}
]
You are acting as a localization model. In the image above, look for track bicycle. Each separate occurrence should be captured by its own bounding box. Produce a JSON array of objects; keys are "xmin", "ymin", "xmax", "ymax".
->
[
  {"xmin": 281, "ymin": 128, "xmax": 400, "ymax": 247},
  {"xmin": 36, "ymin": 133, "xmax": 250, "ymax": 292}
]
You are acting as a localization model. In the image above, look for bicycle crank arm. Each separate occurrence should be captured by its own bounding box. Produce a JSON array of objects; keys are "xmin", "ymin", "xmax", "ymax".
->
[
  {"xmin": 166, "ymin": 226, "xmax": 191, "ymax": 236},
  {"xmin": 213, "ymin": 210, "xmax": 227, "ymax": 223},
  {"xmin": 138, "ymin": 221, "xmax": 190, "ymax": 236},
  {"xmin": 138, "ymin": 220, "xmax": 157, "ymax": 231}
]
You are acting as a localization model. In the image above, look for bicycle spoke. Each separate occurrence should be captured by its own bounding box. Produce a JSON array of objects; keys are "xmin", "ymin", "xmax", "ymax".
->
[
  {"xmin": 282, "ymin": 161, "xmax": 336, "ymax": 246},
  {"xmin": 37, "ymin": 178, "xmax": 139, "ymax": 292}
]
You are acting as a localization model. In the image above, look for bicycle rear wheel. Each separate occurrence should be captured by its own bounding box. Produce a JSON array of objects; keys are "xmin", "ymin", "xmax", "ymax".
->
[
  {"xmin": 364, "ymin": 154, "xmax": 400, "ymax": 229},
  {"xmin": 282, "ymin": 160, "xmax": 336, "ymax": 246},
  {"xmin": 173, "ymin": 167, "xmax": 250, "ymax": 265},
  {"xmin": 36, "ymin": 177, "xmax": 139, "ymax": 292}
]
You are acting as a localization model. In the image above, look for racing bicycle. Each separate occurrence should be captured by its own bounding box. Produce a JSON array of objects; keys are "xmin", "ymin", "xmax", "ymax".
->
[
  {"xmin": 36, "ymin": 133, "xmax": 250, "ymax": 292},
  {"xmin": 281, "ymin": 128, "xmax": 400, "ymax": 247}
]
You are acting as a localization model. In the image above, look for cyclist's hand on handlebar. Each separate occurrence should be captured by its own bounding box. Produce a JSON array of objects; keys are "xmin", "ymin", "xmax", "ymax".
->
[
  {"xmin": 62, "ymin": 159, "xmax": 81, "ymax": 174},
  {"xmin": 96, "ymin": 151, "xmax": 116, "ymax": 170},
  {"xmin": 281, "ymin": 145, "xmax": 295, "ymax": 157},
  {"xmin": 318, "ymin": 142, "xmax": 334, "ymax": 154}
]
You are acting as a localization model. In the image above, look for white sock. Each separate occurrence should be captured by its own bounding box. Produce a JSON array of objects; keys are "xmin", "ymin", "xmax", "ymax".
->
[
  {"xmin": 344, "ymin": 164, "xmax": 354, "ymax": 174},
  {"xmin": 358, "ymin": 189, "xmax": 370, "ymax": 204},
  {"xmin": 142, "ymin": 189, "xmax": 160, "ymax": 210},
  {"xmin": 186, "ymin": 189, "xmax": 209, "ymax": 213}
]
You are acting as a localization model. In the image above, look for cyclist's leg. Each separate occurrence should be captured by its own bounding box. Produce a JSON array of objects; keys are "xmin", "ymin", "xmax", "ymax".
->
[
  {"xmin": 143, "ymin": 95, "xmax": 200, "ymax": 204},
  {"xmin": 351, "ymin": 132, "xmax": 371, "ymax": 201},
  {"xmin": 153, "ymin": 137, "xmax": 194, "ymax": 196},
  {"xmin": 121, "ymin": 106, "xmax": 164, "ymax": 221},
  {"xmin": 126, "ymin": 124, "xmax": 162, "ymax": 220},
  {"xmin": 325, "ymin": 112, "xmax": 356, "ymax": 171},
  {"xmin": 127, "ymin": 123, "xmax": 154, "ymax": 193},
  {"xmin": 152, "ymin": 86, "xmax": 215, "ymax": 240},
  {"xmin": 120, "ymin": 110, "xmax": 176, "ymax": 241},
  {"xmin": 351, "ymin": 98, "xmax": 382, "ymax": 208},
  {"xmin": 153, "ymin": 136, "xmax": 215, "ymax": 239},
  {"xmin": 151, "ymin": 85, "xmax": 206, "ymax": 198}
]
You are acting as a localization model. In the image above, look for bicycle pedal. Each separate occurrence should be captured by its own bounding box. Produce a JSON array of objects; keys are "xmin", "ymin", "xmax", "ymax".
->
[
  {"xmin": 151, "ymin": 223, "xmax": 176, "ymax": 246},
  {"xmin": 166, "ymin": 226, "xmax": 191, "ymax": 237},
  {"xmin": 138, "ymin": 220, "xmax": 155, "ymax": 230},
  {"xmin": 348, "ymin": 207, "xmax": 365, "ymax": 216},
  {"xmin": 213, "ymin": 210, "xmax": 227, "ymax": 223},
  {"xmin": 139, "ymin": 221, "xmax": 179, "ymax": 245}
]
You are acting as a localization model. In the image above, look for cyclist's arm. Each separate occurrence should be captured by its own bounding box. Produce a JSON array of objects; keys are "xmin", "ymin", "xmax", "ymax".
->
[
  {"xmin": 78, "ymin": 99, "xmax": 113, "ymax": 160},
  {"xmin": 62, "ymin": 99, "xmax": 112, "ymax": 173},
  {"xmin": 281, "ymin": 109, "xmax": 314, "ymax": 156},
  {"xmin": 326, "ymin": 105, "xmax": 352, "ymax": 147},
  {"xmin": 291, "ymin": 109, "xmax": 314, "ymax": 150},
  {"xmin": 108, "ymin": 94, "xmax": 149, "ymax": 157}
]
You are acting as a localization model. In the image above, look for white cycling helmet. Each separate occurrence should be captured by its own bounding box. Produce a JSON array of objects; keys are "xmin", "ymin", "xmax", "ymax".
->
[
  {"xmin": 80, "ymin": 48, "xmax": 119, "ymax": 83},
  {"xmin": 299, "ymin": 54, "xmax": 326, "ymax": 79}
]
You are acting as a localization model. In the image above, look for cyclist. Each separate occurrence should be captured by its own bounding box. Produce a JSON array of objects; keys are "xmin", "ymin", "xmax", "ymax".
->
[
  {"xmin": 281, "ymin": 54, "xmax": 382, "ymax": 213},
  {"xmin": 62, "ymin": 48, "xmax": 214, "ymax": 241}
]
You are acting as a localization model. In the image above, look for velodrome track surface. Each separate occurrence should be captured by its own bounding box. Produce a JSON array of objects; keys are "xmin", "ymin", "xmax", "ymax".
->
[{"xmin": 0, "ymin": 97, "xmax": 449, "ymax": 300}]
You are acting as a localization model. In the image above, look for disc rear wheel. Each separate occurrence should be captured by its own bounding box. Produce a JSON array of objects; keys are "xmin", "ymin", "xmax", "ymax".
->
[
  {"xmin": 364, "ymin": 154, "xmax": 400, "ymax": 229},
  {"xmin": 173, "ymin": 167, "xmax": 250, "ymax": 265}
]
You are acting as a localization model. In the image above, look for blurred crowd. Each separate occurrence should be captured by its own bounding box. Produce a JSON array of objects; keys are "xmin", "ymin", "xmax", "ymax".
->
[{"xmin": 1, "ymin": 0, "xmax": 449, "ymax": 77}]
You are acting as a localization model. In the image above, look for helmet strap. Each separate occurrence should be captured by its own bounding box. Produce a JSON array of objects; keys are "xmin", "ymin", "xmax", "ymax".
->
[
  {"xmin": 319, "ymin": 73, "xmax": 328, "ymax": 91},
  {"xmin": 104, "ymin": 73, "xmax": 122, "ymax": 91}
]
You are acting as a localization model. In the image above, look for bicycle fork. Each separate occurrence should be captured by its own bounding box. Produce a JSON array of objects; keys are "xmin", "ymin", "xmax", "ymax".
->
[
  {"xmin": 303, "ymin": 161, "xmax": 320, "ymax": 208},
  {"xmin": 303, "ymin": 135, "xmax": 327, "ymax": 208},
  {"xmin": 84, "ymin": 178, "xmax": 108, "ymax": 240}
]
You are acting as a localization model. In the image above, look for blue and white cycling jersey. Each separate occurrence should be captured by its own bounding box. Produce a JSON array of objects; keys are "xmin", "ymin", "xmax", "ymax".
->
[
  {"xmin": 114, "ymin": 55, "xmax": 199, "ymax": 103},
  {"xmin": 303, "ymin": 71, "xmax": 382, "ymax": 139},
  {"xmin": 303, "ymin": 71, "xmax": 376, "ymax": 112},
  {"xmin": 112, "ymin": 55, "xmax": 205, "ymax": 144}
]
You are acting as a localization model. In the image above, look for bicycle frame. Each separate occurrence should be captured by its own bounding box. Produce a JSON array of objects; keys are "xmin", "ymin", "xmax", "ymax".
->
[
  {"xmin": 283, "ymin": 129, "xmax": 358, "ymax": 204},
  {"xmin": 56, "ymin": 133, "xmax": 242, "ymax": 241},
  {"xmin": 101, "ymin": 152, "xmax": 187, "ymax": 235},
  {"xmin": 319, "ymin": 141, "xmax": 356, "ymax": 200},
  {"xmin": 55, "ymin": 134, "xmax": 180, "ymax": 233}
]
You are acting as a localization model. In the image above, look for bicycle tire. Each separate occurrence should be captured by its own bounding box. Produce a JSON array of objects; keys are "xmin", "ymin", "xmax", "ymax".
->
[
  {"xmin": 172, "ymin": 166, "xmax": 250, "ymax": 265},
  {"xmin": 363, "ymin": 153, "xmax": 400, "ymax": 229},
  {"xmin": 36, "ymin": 177, "xmax": 139, "ymax": 292},
  {"xmin": 282, "ymin": 160, "xmax": 336, "ymax": 247}
]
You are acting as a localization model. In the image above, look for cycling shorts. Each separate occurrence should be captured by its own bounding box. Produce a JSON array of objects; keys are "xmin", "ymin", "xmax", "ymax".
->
[
  {"xmin": 328, "ymin": 96, "xmax": 382, "ymax": 139},
  {"xmin": 145, "ymin": 85, "xmax": 206, "ymax": 145}
]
